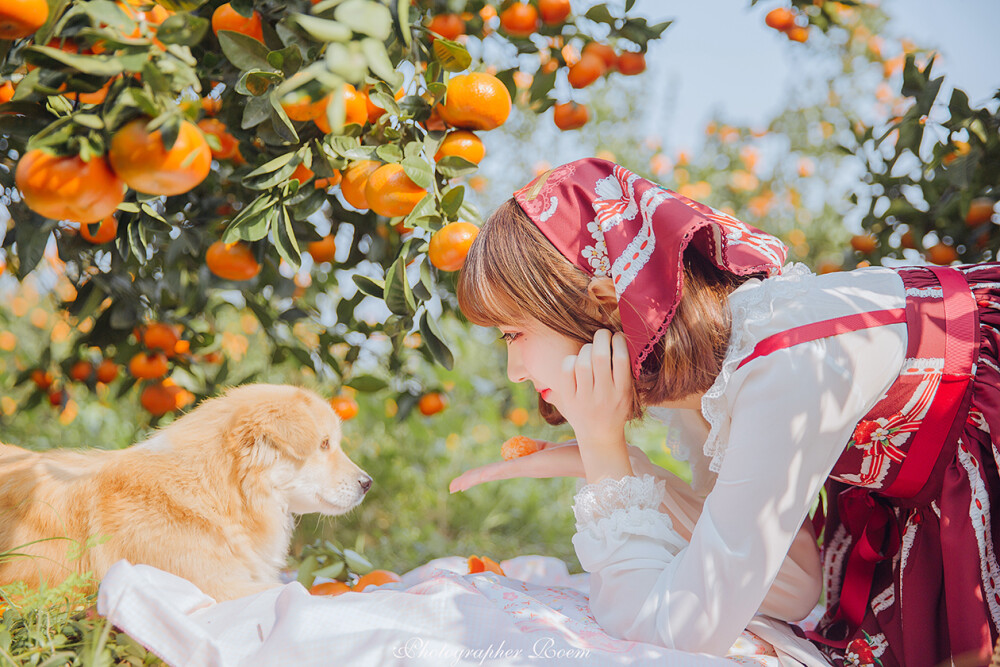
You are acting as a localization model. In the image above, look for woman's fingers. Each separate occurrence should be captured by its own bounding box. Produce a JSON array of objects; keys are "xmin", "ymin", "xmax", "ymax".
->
[
  {"xmin": 574, "ymin": 343, "xmax": 594, "ymax": 394},
  {"xmin": 592, "ymin": 329, "xmax": 613, "ymax": 390},
  {"xmin": 449, "ymin": 444, "xmax": 585, "ymax": 493},
  {"xmin": 611, "ymin": 331, "xmax": 631, "ymax": 392}
]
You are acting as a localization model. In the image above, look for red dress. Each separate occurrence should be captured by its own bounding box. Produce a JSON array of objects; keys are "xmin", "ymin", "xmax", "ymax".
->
[{"xmin": 743, "ymin": 264, "xmax": 1000, "ymax": 666}]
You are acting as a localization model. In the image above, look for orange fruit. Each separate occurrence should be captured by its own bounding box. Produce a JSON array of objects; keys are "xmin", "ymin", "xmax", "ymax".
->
[
  {"xmin": 0, "ymin": 0, "xmax": 48, "ymax": 40},
  {"xmin": 429, "ymin": 221, "xmax": 478, "ymax": 272},
  {"xmin": 567, "ymin": 52, "xmax": 606, "ymax": 89},
  {"xmin": 201, "ymin": 95, "xmax": 223, "ymax": 116},
  {"xmin": 417, "ymin": 391, "xmax": 446, "ymax": 416},
  {"xmin": 197, "ymin": 118, "xmax": 241, "ymax": 161},
  {"xmin": 206, "ymin": 240, "xmax": 261, "ymax": 281},
  {"xmin": 850, "ymin": 234, "xmax": 877, "ymax": 254},
  {"xmin": 363, "ymin": 87, "xmax": 387, "ymax": 124},
  {"xmin": 109, "ymin": 118, "xmax": 212, "ymax": 196},
  {"xmin": 96, "ymin": 359, "xmax": 119, "ymax": 383},
  {"xmin": 437, "ymin": 72, "xmax": 511, "ymax": 131},
  {"xmin": 129, "ymin": 352, "xmax": 168, "ymax": 380},
  {"xmin": 61, "ymin": 76, "xmax": 116, "ymax": 105},
  {"xmin": 786, "ymin": 25, "xmax": 809, "ymax": 42},
  {"xmin": 0, "ymin": 81, "xmax": 14, "ymax": 104},
  {"xmin": 310, "ymin": 581, "xmax": 352, "ymax": 596},
  {"xmin": 927, "ymin": 243, "xmax": 958, "ymax": 265},
  {"xmin": 467, "ymin": 555, "xmax": 506, "ymax": 576},
  {"xmin": 79, "ymin": 216, "xmax": 118, "ymax": 244},
  {"xmin": 900, "ymin": 230, "xmax": 917, "ymax": 249},
  {"xmin": 314, "ymin": 170, "xmax": 342, "ymax": 189},
  {"xmin": 582, "ymin": 42, "xmax": 617, "ymax": 70},
  {"xmin": 815, "ymin": 260, "xmax": 842, "ymax": 275},
  {"xmin": 48, "ymin": 388, "xmax": 65, "ymax": 407},
  {"xmin": 340, "ymin": 160, "xmax": 381, "ymax": 210},
  {"xmin": 501, "ymin": 435, "xmax": 539, "ymax": 460},
  {"xmin": 538, "ymin": 0, "xmax": 571, "ymax": 25},
  {"xmin": 499, "ymin": 2, "xmax": 538, "ymax": 37},
  {"xmin": 365, "ymin": 164, "xmax": 427, "ymax": 218},
  {"xmin": 174, "ymin": 339, "xmax": 190, "ymax": 356},
  {"xmin": 308, "ymin": 235, "xmax": 337, "ymax": 263},
  {"xmin": 434, "ymin": 130, "xmax": 485, "ymax": 164},
  {"xmin": 140, "ymin": 379, "xmax": 189, "ymax": 416},
  {"xmin": 427, "ymin": 13, "xmax": 465, "ymax": 40},
  {"xmin": 765, "ymin": 7, "xmax": 796, "ymax": 31},
  {"xmin": 211, "ymin": 3, "xmax": 264, "ymax": 42},
  {"xmin": 354, "ymin": 570, "xmax": 401, "ymax": 591},
  {"xmin": 616, "ymin": 51, "xmax": 646, "ymax": 76},
  {"xmin": 313, "ymin": 84, "xmax": 367, "ymax": 133},
  {"xmin": 330, "ymin": 395, "xmax": 359, "ymax": 421},
  {"xmin": 31, "ymin": 369, "xmax": 54, "ymax": 390},
  {"xmin": 507, "ymin": 407, "xmax": 529, "ymax": 427},
  {"xmin": 290, "ymin": 162, "xmax": 314, "ymax": 184},
  {"xmin": 966, "ymin": 197, "xmax": 995, "ymax": 227},
  {"xmin": 553, "ymin": 102, "xmax": 588, "ymax": 131},
  {"xmin": 69, "ymin": 361, "xmax": 94, "ymax": 382},
  {"xmin": 16, "ymin": 151, "xmax": 125, "ymax": 224},
  {"xmin": 143, "ymin": 323, "xmax": 179, "ymax": 352},
  {"xmin": 282, "ymin": 91, "xmax": 329, "ymax": 123}
]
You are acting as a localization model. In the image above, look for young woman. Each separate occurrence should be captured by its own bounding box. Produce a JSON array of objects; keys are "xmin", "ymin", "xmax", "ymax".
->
[{"xmin": 451, "ymin": 157, "xmax": 1000, "ymax": 666}]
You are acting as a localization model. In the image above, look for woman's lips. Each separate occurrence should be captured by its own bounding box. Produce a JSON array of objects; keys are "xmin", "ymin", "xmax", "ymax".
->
[{"xmin": 540, "ymin": 389, "xmax": 552, "ymax": 401}]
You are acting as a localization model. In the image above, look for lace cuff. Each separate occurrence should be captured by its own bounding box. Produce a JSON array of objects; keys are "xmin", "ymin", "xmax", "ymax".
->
[{"xmin": 572, "ymin": 474, "xmax": 666, "ymax": 527}]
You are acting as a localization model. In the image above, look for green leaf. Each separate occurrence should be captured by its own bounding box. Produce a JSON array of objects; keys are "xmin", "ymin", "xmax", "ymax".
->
[
  {"xmin": 312, "ymin": 561, "xmax": 346, "ymax": 579},
  {"xmin": 296, "ymin": 554, "xmax": 320, "ymax": 586},
  {"xmin": 218, "ymin": 30, "xmax": 274, "ymax": 72},
  {"xmin": 436, "ymin": 155, "xmax": 478, "ymax": 179},
  {"xmin": 419, "ymin": 310, "xmax": 454, "ymax": 370},
  {"xmin": 342, "ymin": 548, "xmax": 373, "ymax": 572},
  {"xmin": 334, "ymin": 0, "xmax": 392, "ymax": 41},
  {"xmin": 223, "ymin": 196, "xmax": 274, "ymax": 243},
  {"xmin": 432, "ymin": 38, "xmax": 472, "ymax": 72},
  {"xmin": 269, "ymin": 92, "xmax": 300, "ymax": 142},
  {"xmin": 360, "ymin": 37, "xmax": 402, "ymax": 87},
  {"xmin": 375, "ymin": 143, "xmax": 403, "ymax": 163},
  {"xmin": 401, "ymin": 157, "xmax": 433, "ymax": 189},
  {"xmin": 273, "ymin": 205, "xmax": 302, "ymax": 270},
  {"xmin": 393, "ymin": 0, "xmax": 411, "ymax": 47},
  {"xmin": 242, "ymin": 95, "xmax": 273, "ymax": 128},
  {"xmin": 440, "ymin": 185, "xmax": 465, "ymax": 219},
  {"xmin": 268, "ymin": 45, "xmax": 304, "ymax": 77},
  {"xmin": 384, "ymin": 256, "xmax": 415, "ymax": 316},
  {"xmin": 353, "ymin": 275, "xmax": 385, "ymax": 299},
  {"xmin": 236, "ymin": 69, "xmax": 282, "ymax": 96},
  {"xmin": 156, "ymin": 13, "xmax": 210, "ymax": 46},
  {"xmin": 14, "ymin": 217, "xmax": 56, "ymax": 278},
  {"xmin": 290, "ymin": 14, "xmax": 352, "ymax": 43},
  {"xmin": 345, "ymin": 375, "xmax": 388, "ymax": 392},
  {"xmin": 584, "ymin": 5, "xmax": 616, "ymax": 25},
  {"xmin": 26, "ymin": 46, "xmax": 123, "ymax": 77}
]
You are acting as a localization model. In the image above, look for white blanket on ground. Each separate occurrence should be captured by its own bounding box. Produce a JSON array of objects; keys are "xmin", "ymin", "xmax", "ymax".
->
[{"xmin": 97, "ymin": 555, "xmax": 824, "ymax": 667}]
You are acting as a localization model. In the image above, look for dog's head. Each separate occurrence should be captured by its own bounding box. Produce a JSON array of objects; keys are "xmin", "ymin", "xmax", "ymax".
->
[{"xmin": 218, "ymin": 384, "xmax": 372, "ymax": 516}]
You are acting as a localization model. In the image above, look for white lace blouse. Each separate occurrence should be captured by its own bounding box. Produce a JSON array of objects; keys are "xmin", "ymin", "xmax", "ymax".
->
[{"xmin": 571, "ymin": 263, "xmax": 908, "ymax": 656}]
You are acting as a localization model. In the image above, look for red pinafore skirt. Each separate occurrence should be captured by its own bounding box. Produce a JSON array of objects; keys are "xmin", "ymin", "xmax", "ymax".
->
[{"xmin": 739, "ymin": 264, "xmax": 1000, "ymax": 666}]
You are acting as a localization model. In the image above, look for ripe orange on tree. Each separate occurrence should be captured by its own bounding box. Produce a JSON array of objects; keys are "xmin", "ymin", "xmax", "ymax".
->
[
  {"xmin": 0, "ymin": 81, "xmax": 15, "ymax": 104},
  {"xmin": 0, "ymin": 0, "xmax": 48, "ymax": 40},
  {"xmin": 79, "ymin": 216, "xmax": 118, "ymax": 244},
  {"xmin": 354, "ymin": 570, "xmax": 401, "ymax": 591},
  {"xmin": 96, "ymin": 359, "xmax": 119, "ymax": 383},
  {"xmin": 567, "ymin": 52, "xmax": 606, "ymax": 89},
  {"xmin": 310, "ymin": 581, "xmax": 352, "ymax": 596},
  {"xmin": 314, "ymin": 170, "xmax": 342, "ymax": 189},
  {"xmin": 507, "ymin": 406, "xmax": 529, "ymax": 427},
  {"xmin": 129, "ymin": 352, "xmax": 169, "ymax": 380},
  {"xmin": 429, "ymin": 221, "xmax": 479, "ymax": 272},
  {"xmin": 434, "ymin": 130, "xmax": 485, "ymax": 164},
  {"xmin": 109, "ymin": 118, "xmax": 212, "ymax": 196},
  {"xmin": 417, "ymin": 392, "xmax": 447, "ymax": 416},
  {"xmin": 966, "ymin": 197, "xmax": 995, "ymax": 227},
  {"xmin": 427, "ymin": 13, "xmax": 465, "ymax": 41},
  {"xmin": 16, "ymin": 151, "xmax": 125, "ymax": 224},
  {"xmin": 314, "ymin": 84, "xmax": 368, "ymax": 133},
  {"xmin": 205, "ymin": 240, "xmax": 261, "ymax": 281},
  {"xmin": 330, "ymin": 394, "xmax": 358, "ymax": 421},
  {"xmin": 616, "ymin": 51, "xmax": 646, "ymax": 76},
  {"xmin": 499, "ymin": 2, "xmax": 538, "ymax": 37},
  {"xmin": 340, "ymin": 160, "xmax": 381, "ymax": 210},
  {"xmin": 764, "ymin": 7, "xmax": 796, "ymax": 32},
  {"xmin": 211, "ymin": 3, "xmax": 264, "ymax": 43},
  {"xmin": 582, "ymin": 41, "xmax": 617, "ymax": 71},
  {"xmin": 69, "ymin": 361, "xmax": 94, "ymax": 382},
  {"xmin": 290, "ymin": 163, "xmax": 314, "ymax": 185},
  {"xmin": 553, "ymin": 102, "xmax": 589, "ymax": 131},
  {"xmin": 197, "ymin": 118, "xmax": 241, "ymax": 161},
  {"xmin": 281, "ymin": 89, "xmax": 329, "ymax": 122},
  {"xmin": 850, "ymin": 234, "xmax": 877, "ymax": 254},
  {"xmin": 785, "ymin": 25, "xmax": 809, "ymax": 42},
  {"xmin": 366, "ymin": 164, "xmax": 427, "ymax": 217},
  {"xmin": 31, "ymin": 369, "xmax": 54, "ymax": 390},
  {"xmin": 143, "ymin": 323, "xmax": 180, "ymax": 353},
  {"xmin": 437, "ymin": 72, "xmax": 511, "ymax": 131},
  {"xmin": 141, "ymin": 379, "xmax": 192, "ymax": 416},
  {"xmin": 539, "ymin": 0, "xmax": 571, "ymax": 25},
  {"xmin": 927, "ymin": 243, "xmax": 958, "ymax": 266},
  {"xmin": 308, "ymin": 235, "xmax": 337, "ymax": 263}
]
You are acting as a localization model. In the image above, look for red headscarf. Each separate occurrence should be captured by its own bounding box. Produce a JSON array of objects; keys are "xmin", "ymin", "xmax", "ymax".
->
[{"xmin": 513, "ymin": 158, "xmax": 788, "ymax": 378}]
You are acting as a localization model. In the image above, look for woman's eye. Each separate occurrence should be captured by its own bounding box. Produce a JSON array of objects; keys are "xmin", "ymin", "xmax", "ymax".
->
[
  {"xmin": 500, "ymin": 332, "xmax": 520, "ymax": 344},
  {"xmin": 320, "ymin": 437, "xmax": 330, "ymax": 450}
]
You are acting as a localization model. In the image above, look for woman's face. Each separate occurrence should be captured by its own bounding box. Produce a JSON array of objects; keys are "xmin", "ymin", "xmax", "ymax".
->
[{"xmin": 499, "ymin": 318, "xmax": 584, "ymax": 408}]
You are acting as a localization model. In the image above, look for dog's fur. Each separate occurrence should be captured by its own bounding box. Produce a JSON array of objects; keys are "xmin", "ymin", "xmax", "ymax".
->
[{"xmin": 0, "ymin": 384, "xmax": 372, "ymax": 600}]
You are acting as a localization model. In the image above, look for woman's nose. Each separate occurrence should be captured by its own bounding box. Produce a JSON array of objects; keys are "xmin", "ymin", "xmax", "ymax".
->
[{"xmin": 506, "ymin": 348, "xmax": 526, "ymax": 383}]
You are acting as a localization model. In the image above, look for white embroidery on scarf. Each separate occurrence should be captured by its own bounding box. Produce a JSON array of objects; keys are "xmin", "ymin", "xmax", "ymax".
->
[{"xmin": 539, "ymin": 196, "xmax": 558, "ymax": 222}]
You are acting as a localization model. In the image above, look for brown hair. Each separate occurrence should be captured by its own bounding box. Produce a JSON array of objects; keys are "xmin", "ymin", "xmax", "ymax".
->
[{"xmin": 457, "ymin": 198, "xmax": 751, "ymax": 425}]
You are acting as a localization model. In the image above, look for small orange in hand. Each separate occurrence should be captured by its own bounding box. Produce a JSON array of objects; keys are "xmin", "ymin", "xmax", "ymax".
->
[
  {"xmin": 310, "ymin": 581, "xmax": 353, "ymax": 596},
  {"xmin": 427, "ymin": 13, "xmax": 465, "ymax": 40},
  {"xmin": 966, "ymin": 197, "xmax": 995, "ymax": 227},
  {"xmin": 308, "ymin": 235, "xmax": 337, "ymax": 263},
  {"xmin": 365, "ymin": 164, "xmax": 427, "ymax": 218},
  {"xmin": 567, "ymin": 52, "xmax": 606, "ymax": 89},
  {"xmin": 0, "ymin": 0, "xmax": 49, "ymax": 40},
  {"xmin": 467, "ymin": 555, "xmax": 506, "ymax": 576},
  {"xmin": 429, "ymin": 221, "xmax": 479, "ymax": 272},
  {"xmin": 417, "ymin": 392, "xmax": 447, "ymax": 416},
  {"xmin": 553, "ymin": 102, "xmax": 589, "ymax": 131},
  {"xmin": 434, "ymin": 130, "xmax": 485, "ymax": 165},
  {"xmin": 109, "ymin": 118, "xmax": 212, "ymax": 196},
  {"xmin": 354, "ymin": 570, "xmax": 401, "ymax": 591},
  {"xmin": 212, "ymin": 2, "xmax": 264, "ymax": 42},
  {"xmin": 206, "ymin": 240, "xmax": 261, "ymax": 281},
  {"xmin": 130, "ymin": 352, "xmax": 169, "ymax": 380},
  {"xmin": 341, "ymin": 160, "xmax": 381, "ymax": 210},
  {"xmin": 16, "ymin": 151, "xmax": 125, "ymax": 224},
  {"xmin": 79, "ymin": 216, "xmax": 118, "ymax": 244},
  {"xmin": 499, "ymin": 2, "xmax": 538, "ymax": 37},
  {"xmin": 538, "ymin": 0, "xmax": 571, "ymax": 25},
  {"xmin": 438, "ymin": 72, "xmax": 512, "ymax": 131},
  {"xmin": 501, "ymin": 435, "xmax": 540, "ymax": 461},
  {"xmin": 330, "ymin": 394, "xmax": 359, "ymax": 421}
]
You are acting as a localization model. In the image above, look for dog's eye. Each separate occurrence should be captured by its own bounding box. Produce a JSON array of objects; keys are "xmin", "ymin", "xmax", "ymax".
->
[{"xmin": 320, "ymin": 437, "xmax": 330, "ymax": 451}]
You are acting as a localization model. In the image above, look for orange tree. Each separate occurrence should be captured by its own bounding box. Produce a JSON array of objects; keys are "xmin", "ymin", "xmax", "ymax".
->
[{"xmin": 0, "ymin": 0, "xmax": 669, "ymax": 417}]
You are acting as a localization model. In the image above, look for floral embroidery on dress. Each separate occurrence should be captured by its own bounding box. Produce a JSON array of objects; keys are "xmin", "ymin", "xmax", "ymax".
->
[{"xmin": 843, "ymin": 632, "xmax": 887, "ymax": 666}]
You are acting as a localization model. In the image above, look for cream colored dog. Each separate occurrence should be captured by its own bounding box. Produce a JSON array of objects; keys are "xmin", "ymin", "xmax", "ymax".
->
[{"xmin": 0, "ymin": 384, "xmax": 372, "ymax": 600}]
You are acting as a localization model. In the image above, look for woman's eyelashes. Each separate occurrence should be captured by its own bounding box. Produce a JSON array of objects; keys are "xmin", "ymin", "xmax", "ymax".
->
[{"xmin": 500, "ymin": 331, "xmax": 521, "ymax": 344}]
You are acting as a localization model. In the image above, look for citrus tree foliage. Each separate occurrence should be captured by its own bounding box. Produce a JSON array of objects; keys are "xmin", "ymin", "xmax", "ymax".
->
[{"xmin": 0, "ymin": 0, "xmax": 668, "ymax": 415}]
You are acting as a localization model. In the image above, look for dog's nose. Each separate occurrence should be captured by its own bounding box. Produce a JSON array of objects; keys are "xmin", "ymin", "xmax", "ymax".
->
[{"xmin": 359, "ymin": 476, "xmax": 373, "ymax": 494}]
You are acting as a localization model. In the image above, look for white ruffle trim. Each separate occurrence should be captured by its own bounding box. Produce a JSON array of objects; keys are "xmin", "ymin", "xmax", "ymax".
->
[
  {"xmin": 575, "ymin": 505, "xmax": 681, "ymax": 546},
  {"xmin": 701, "ymin": 262, "xmax": 814, "ymax": 473},
  {"xmin": 646, "ymin": 406, "xmax": 691, "ymax": 461},
  {"xmin": 572, "ymin": 474, "xmax": 665, "ymax": 527}
]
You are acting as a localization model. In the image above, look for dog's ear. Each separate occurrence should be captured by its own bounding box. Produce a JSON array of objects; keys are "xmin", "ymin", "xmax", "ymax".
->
[{"xmin": 228, "ymin": 401, "xmax": 318, "ymax": 463}]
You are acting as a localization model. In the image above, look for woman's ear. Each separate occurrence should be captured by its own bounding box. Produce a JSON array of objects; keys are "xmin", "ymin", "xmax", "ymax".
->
[{"xmin": 587, "ymin": 276, "xmax": 619, "ymax": 312}]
